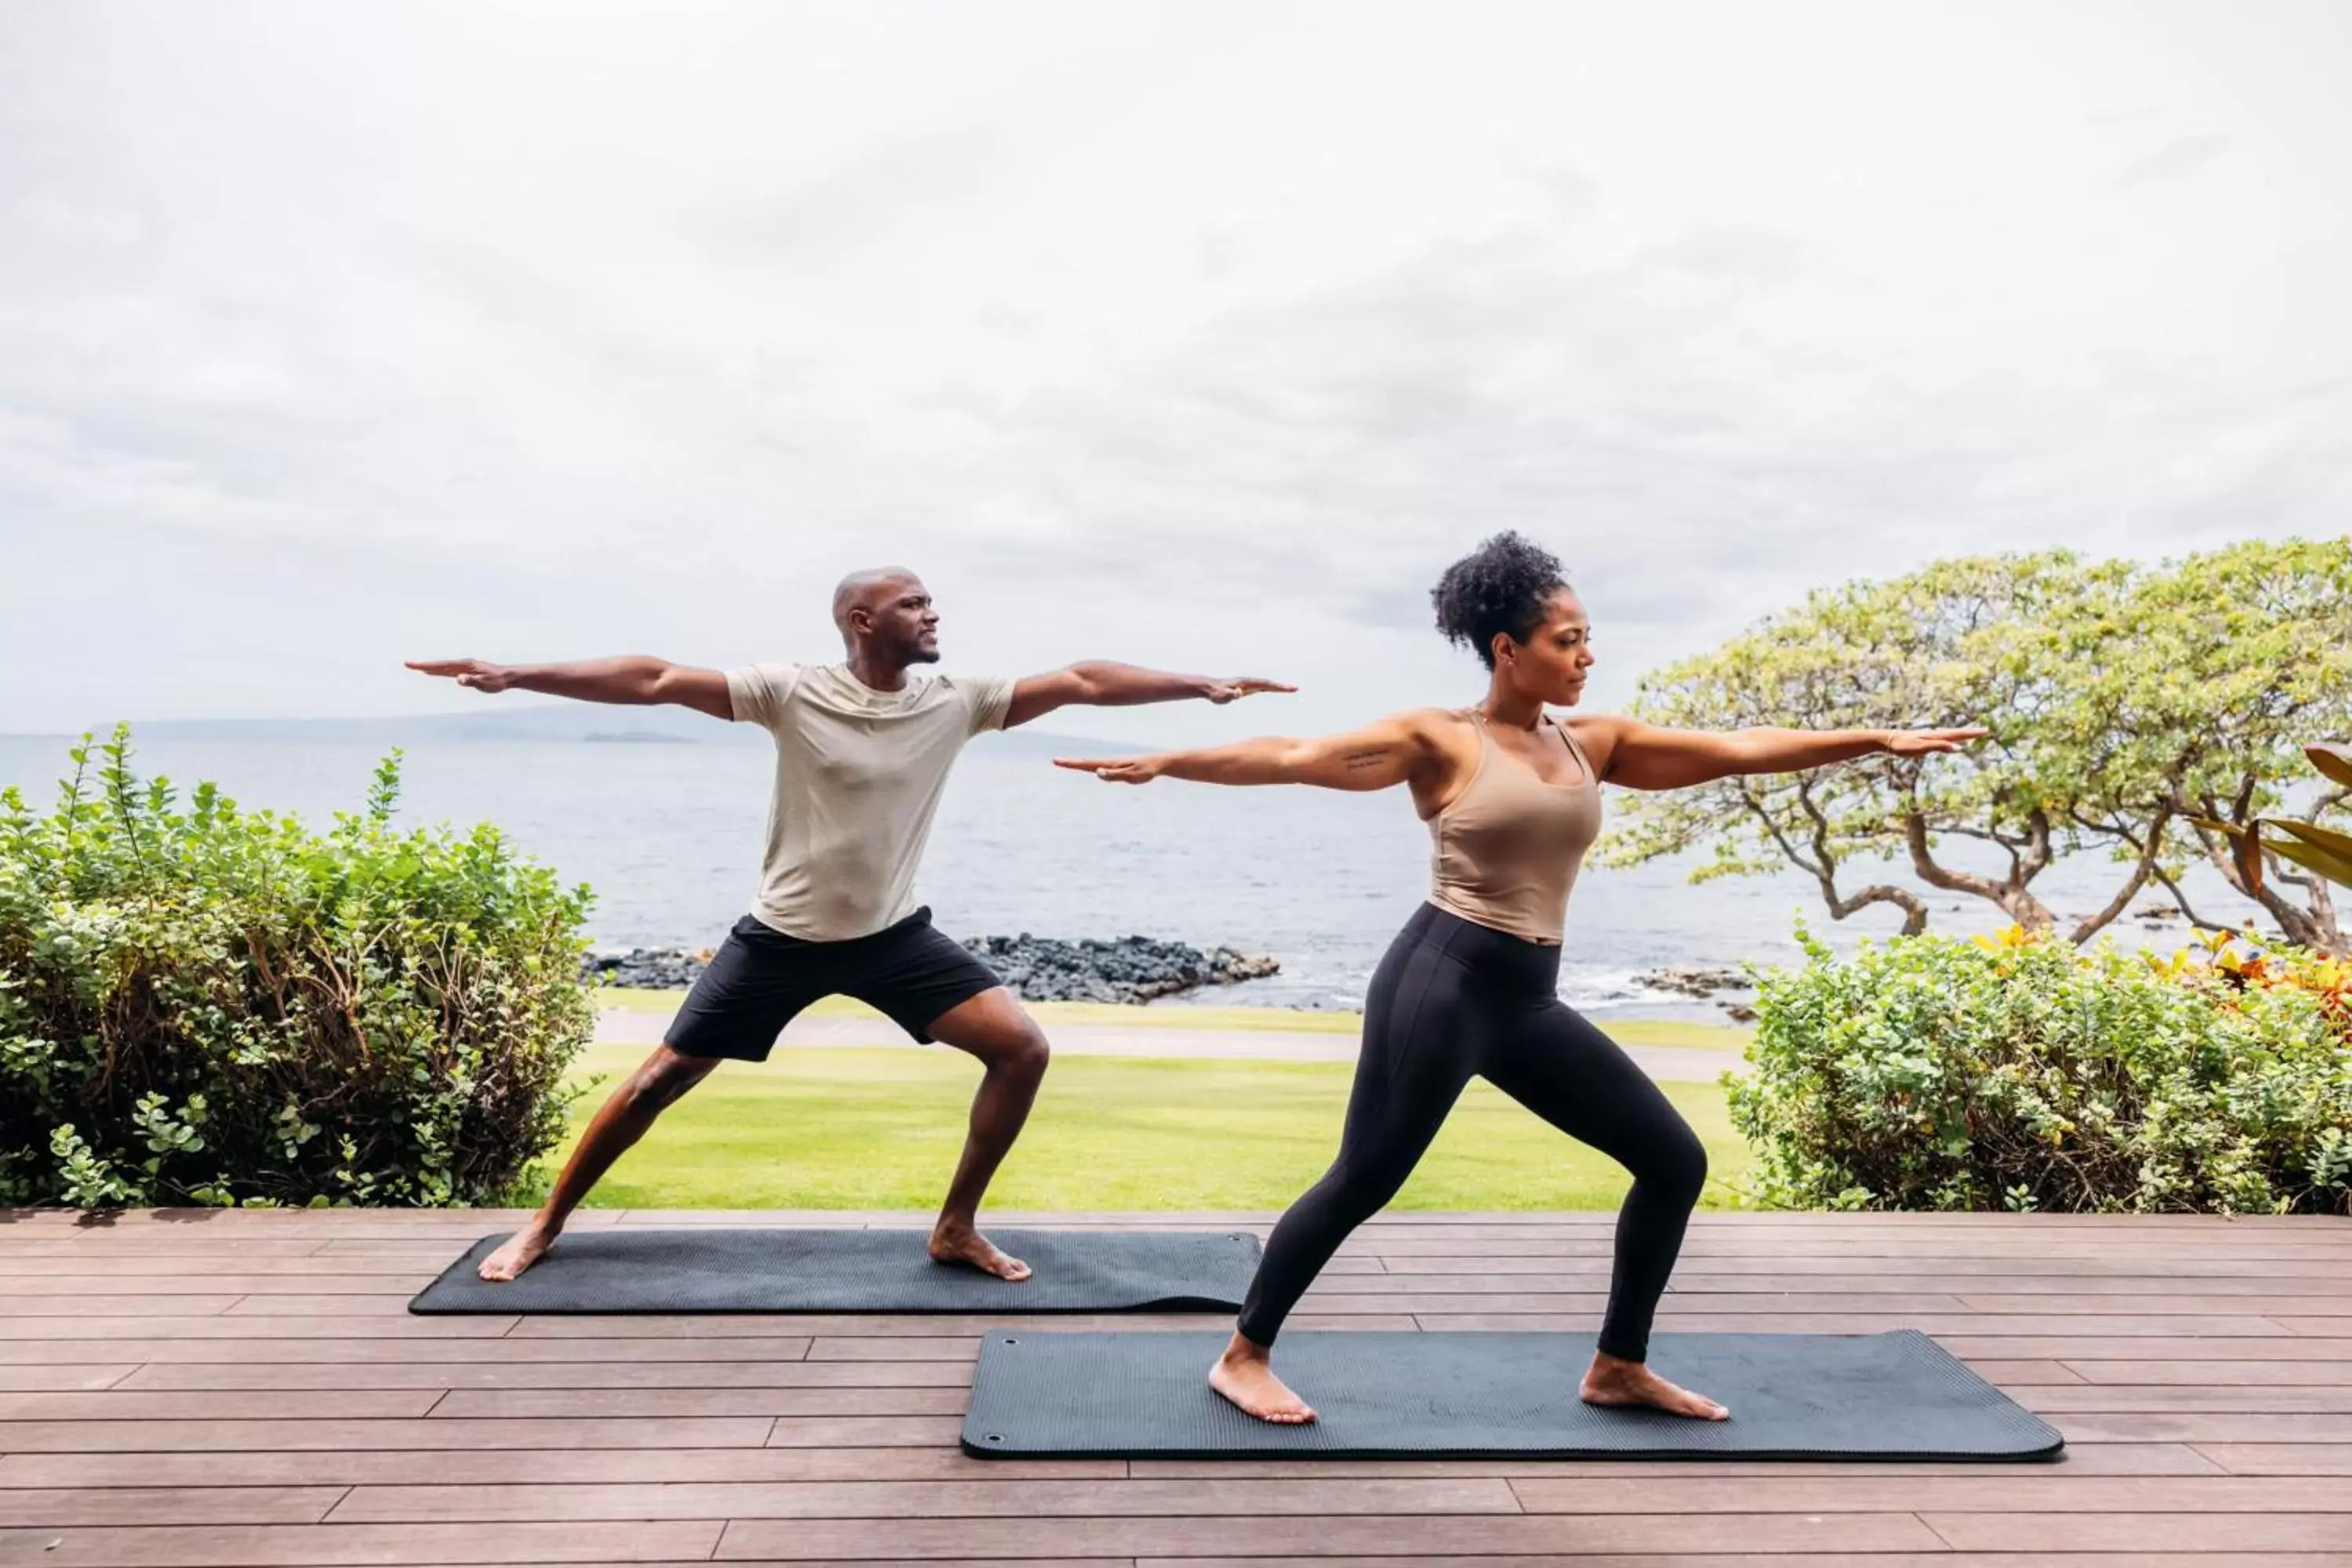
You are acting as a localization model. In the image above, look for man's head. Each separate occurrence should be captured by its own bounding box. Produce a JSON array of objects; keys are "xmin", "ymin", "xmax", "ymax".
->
[{"xmin": 833, "ymin": 568, "xmax": 940, "ymax": 668}]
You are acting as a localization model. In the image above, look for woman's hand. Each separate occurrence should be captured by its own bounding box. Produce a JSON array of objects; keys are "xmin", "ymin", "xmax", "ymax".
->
[{"xmin": 1882, "ymin": 726, "xmax": 1989, "ymax": 757}]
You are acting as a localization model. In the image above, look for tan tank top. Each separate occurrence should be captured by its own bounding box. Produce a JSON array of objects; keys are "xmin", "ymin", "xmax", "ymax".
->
[{"xmin": 1427, "ymin": 710, "xmax": 1603, "ymax": 946}]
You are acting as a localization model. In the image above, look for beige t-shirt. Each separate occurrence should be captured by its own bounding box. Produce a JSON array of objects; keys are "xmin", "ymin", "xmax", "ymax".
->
[{"xmin": 727, "ymin": 662, "xmax": 1016, "ymax": 942}]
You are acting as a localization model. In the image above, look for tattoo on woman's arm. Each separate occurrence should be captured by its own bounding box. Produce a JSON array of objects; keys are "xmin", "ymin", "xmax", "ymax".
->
[{"xmin": 1342, "ymin": 747, "xmax": 1389, "ymax": 771}]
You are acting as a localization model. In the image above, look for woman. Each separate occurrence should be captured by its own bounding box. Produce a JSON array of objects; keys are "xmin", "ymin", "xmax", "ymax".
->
[{"xmin": 1056, "ymin": 532, "xmax": 1984, "ymax": 1423}]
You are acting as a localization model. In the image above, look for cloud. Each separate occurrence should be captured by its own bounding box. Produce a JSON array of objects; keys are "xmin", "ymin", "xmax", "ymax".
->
[
  {"xmin": 2, "ymin": 2, "xmax": 2348, "ymax": 740},
  {"xmin": 2109, "ymin": 132, "xmax": 2232, "ymax": 190}
]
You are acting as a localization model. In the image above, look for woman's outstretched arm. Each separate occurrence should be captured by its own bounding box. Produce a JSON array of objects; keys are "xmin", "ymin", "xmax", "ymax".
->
[
  {"xmin": 1578, "ymin": 714, "xmax": 1987, "ymax": 791},
  {"xmin": 1054, "ymin": 710, "xmax": 1446, "ymax": 790}
]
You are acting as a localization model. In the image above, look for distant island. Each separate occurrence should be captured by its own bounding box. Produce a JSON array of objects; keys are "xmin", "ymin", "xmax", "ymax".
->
[{"xmin": 17, "ymin": 704, "xmax": 1141, "ymax": 756}]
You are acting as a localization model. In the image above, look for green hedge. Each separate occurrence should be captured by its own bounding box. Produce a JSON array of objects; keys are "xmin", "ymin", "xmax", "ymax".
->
[
  {"xmin": 0, "ymin": 730, "xmax": 595, "ymax": 1208},
  {"xmin": 1730, "ymin": 924, "xmax": 2352, "ymax": 1214}
]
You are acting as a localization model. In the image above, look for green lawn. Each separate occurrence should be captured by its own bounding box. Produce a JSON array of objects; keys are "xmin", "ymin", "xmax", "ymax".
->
[
  {"xmin": 589, "ymin": 986, "xmax": 1754, "ymax": 1048},
  {"xmin": 535, "ymin": 1044, "xmax": 1751, "ymax": 1212}
]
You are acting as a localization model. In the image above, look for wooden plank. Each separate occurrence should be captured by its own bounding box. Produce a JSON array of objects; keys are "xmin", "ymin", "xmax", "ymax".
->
[
  {"xmin": 1940, "ymin": 1335, "xmax": 2352, "ymax": 1361},
  {"xmin": 0, "ymin": 1521, "xmax": 720, "ymax": 1565},
  {"xmin": 764, "ymin": 1416, "xmax": 961, "ymax": 1448},
  {"xmin": 1416, "ymin": 1312, "xmax": 2298, "ymax": 1336},
  {"xmin": 2027, "ymin": 1385, "xmax": 2352, "ymax": 1414},
  {"xmin": 712, "ymin": 1512, "xmax": 1950, "ymax": 1559},
  {"xmin": 222, "ymin": 1295, "xmax": 423, "ymax": 1316},
  {"xmin": 426, "ymin": 1387, "xmax": 971, "ymax": 1419},
  {"xmin": 0, "ymin": 1337, "xmax": 822, "ymax": 1366},
  {"xmin": 2057, "ymin": 1413, "xmax": 2352, "ymax": 1443},
  {"xmin": 1961, "ymin": 1292, "xmax": 2352, "ymax": 1316},
  {"xmin": 118, "ymin": 1360, "xmax": 964, "ymax": 1392},
  {"xmin": 0, "ymin": 1276, "xmax": 427, "ymax": 1296},
  {"xmin": 805, "ymin": 1337, "xmax": 976, "ymax": 1363},
  {"xmin": 2068, "ymin": 1359, "xmax": 2352, "ymax": 1385},
  {"xmin": 1962, "ymin": 1360, "xmax": 2082, "ymax": 1384},
  {"xmin": 0, "ymin": 1392, "xmax": 441, "ymax": 1421},
  {"xmin": 1300, "ymin": 1290, "xmax": 1975, "ymax": 1314},
  {"xmin": 0, "ymin": 1295, "xmax": 244, "ymax": 1316},
  {"xmin": 0, "ymin": 1488, "xmax": 343, "ymax": 1526},
  {"xmin": 1374, "ymin": 1252, "xmax": 2352, "ymax": 1277},
  {"xmin": 2195, "ymin": 1443, "xmax": 2352, "ymax": 1476},
  {"xmin": 1507, "ymin": 1474, "xmax": 2349, "ymax": 1512},
  {"xmin": 1662, "ymin": 1271, "xmax": 2352, "ymax": 1295},
  {"xmin": 1920, "ymin": 1510, "xmax": 2352, "ymax": 1551},
  {"xmin": 0, "ymin": 1449, "xmax": 1126, "ymax": 1487},
  {"xmin": 0, "ymin": 1417, "xmax": 775, "ymax": 1452},
  {"xmin": 0, "ymin": 1367, "xmax": 136, "ymax": 1392},
  {"xmin": 325, "ymin": 1476, "xmax": 1523, "ymax": 1521},
  {"xmin": 1145, "ymin": 1557, "xmax": 2352, "ymax": 1568},
  {"xmin": 1357, "ymin": 1236, "xmax": 2352, "ymax": 1260},
  {"xmin": 0, "ymin": 1316, "xmax": 516, "ymax": 1341}
]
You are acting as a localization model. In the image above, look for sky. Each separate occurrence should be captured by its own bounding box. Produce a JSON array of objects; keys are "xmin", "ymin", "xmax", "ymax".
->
[{"xmin": 2, "ymin": 0, "xmax": 2348, "ymax": 742}]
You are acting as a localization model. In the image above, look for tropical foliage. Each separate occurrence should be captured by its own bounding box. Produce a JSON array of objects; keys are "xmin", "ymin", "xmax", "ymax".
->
[{"xmin": 0, "ymin": 729, "xmax": 594, "ymax": 1207}]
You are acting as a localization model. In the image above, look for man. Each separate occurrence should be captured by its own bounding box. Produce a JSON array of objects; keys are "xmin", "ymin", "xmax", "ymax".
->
[{"xmin": 409, "ymin": 567, "xmax": 1290, "ymax": 1283}]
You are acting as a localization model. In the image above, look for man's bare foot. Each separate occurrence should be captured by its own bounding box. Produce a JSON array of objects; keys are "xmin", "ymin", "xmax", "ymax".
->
[
  {"xmin": 1209, "ymin": 1334, "xmax": 1316, "ymax": 1424},
  {"xmin": 927, "ymin": 1221, "xmax": 1031, "ymax": 1282},
  {"xmin": 1581, "ymin": 1352, "xmax": 1730, "ymax": 1420},
  {"xmin": 477, "ymin": 1222, "xmax": 557, "ymax": 1282}
]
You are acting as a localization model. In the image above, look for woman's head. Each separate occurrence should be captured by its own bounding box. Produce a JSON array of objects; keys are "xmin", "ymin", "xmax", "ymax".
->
[{"xmin": 1431, "ymin": 531, "xmax": 1592, "ymax": 703}]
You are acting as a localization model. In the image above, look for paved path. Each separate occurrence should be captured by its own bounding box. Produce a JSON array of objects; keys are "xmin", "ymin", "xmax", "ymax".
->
[{"xmin": 595, "ymin": 1007, "xmax": 1748, "ymax": 1083}]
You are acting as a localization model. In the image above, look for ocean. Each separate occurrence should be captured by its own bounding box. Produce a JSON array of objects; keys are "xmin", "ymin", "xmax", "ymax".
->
[{"xmin": 0, "ymin": 732, "xmax": 2238, "ymax": 1024}]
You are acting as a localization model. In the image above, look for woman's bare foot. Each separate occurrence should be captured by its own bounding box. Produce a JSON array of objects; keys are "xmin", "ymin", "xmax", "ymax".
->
[
  {"xmin": 477, "ymin": 1221, "xmax": 557, "ymax": 1282},
  {"xmin": 927, "ymin": 1220, "xmax": 1031, "ymax": 1281},
  {"xmin": 1581, "ymin": 1352, "xmax": 1729, "ymax": 1420},
  {"xmin": 1209, "ymin": 1333, "xmax": 1316, "ymax": 1424}
]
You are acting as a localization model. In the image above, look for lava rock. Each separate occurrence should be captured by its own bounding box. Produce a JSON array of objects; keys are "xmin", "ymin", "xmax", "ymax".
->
[
  {"xmin": 582, "ymin": 947, "xmax": 714, "ymax": 990},
  {"xmin": 960, "ymin": 933, "xmax": 1280, "ymax": 1004},
  {"xmin": 580, "ymin": 933, "xmax": 1281, "ymax": 1004},
  {"xmin": 1636, "ymin": 964, "xmax": 1752, "ymax": 999}
]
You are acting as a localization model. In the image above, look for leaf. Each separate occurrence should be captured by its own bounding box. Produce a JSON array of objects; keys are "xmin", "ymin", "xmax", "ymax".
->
[
  {"xmin": 2263, "ymin": 823, "xmax": 2352, "ymax": 891},
  {"xmin": 2307, "ymin": 742, "xmax": 2352, "ymax": 789}
]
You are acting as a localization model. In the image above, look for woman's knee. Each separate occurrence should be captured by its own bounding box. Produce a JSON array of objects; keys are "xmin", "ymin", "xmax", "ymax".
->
[{"xmin": 1651, "ymin": 1123, "xmax": 1708, "ymax": 1204}]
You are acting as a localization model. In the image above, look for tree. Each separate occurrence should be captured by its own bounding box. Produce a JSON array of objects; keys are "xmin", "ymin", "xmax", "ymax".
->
[
  {"xmin": 2112, "ymin": 539, "xmax": 2352, "ymax": 953},
  {"xmin": 1599, "ymin": 539, "xmax": 2352, "ymax": 954}
]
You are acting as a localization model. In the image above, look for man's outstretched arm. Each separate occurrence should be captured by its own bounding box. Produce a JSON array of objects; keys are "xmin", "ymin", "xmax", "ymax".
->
[
  {"xmin": 1002, "ymin": 662, "xmax": 1294, "ymax": 729},
  {"xmin": 406, "ymin": 656, "xmax": 734, "ymax": 721}
]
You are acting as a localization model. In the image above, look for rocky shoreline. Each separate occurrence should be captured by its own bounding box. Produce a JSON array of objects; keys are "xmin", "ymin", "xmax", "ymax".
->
[
  {"xmin": 1632, "ymin": 964, "xmax": 1758, "ymax": 1022},
  {"xmin": 583, "ymin": 932, "xmax": 1282, "ymax": 1006}
]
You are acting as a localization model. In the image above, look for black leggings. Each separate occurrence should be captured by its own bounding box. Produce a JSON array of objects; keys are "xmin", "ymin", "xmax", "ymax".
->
[{"xmin": 1237, "ymin": 902, "xmax": 1708, "ymax": 1362}]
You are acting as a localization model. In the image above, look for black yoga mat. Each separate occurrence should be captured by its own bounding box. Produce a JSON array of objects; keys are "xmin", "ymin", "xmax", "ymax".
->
[
  {"xmin": 962, "ymin": 1329, "xmax": 2064, "ymax": 1461},
  {"xmin": 409, "ymin": 1227, "xmax": 1261, "ymax": 1315}
]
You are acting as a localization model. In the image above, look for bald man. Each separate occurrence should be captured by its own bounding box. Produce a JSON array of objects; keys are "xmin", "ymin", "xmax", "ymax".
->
[{"xmin": 410, "ymin": 568, "xmax": 1290, "ymax": 1283}]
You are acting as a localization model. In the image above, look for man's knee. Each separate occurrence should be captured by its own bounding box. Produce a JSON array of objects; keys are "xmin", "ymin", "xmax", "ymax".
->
[
  {"xmin": 631, "ymin": 1052, "xmax": 714, "ymax": 1111},
  {"xmin": 1004, "ymin": 1025, "xmax": 1051, "ymax": 1076}
]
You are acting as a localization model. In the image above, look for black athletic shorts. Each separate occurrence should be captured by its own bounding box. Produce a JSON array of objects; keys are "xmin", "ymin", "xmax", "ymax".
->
[{"xmin": 662, "ymin": 906, "xmax": 1004, "ymax": 1062}]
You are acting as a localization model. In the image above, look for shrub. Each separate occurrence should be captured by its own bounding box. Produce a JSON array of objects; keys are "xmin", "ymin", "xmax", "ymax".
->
[
  {"xmin": 1728, "ymin": 922, "xmax": 2352, "ymax": 1214},
  {"xmin": 0, "ymin": 729, "xmax": 596, "ymax": 1208}
]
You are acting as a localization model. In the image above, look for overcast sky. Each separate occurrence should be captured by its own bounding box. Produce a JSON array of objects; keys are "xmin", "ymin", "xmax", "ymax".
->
[{"xmin": 3, "ymin": 0, "xmax": 2347, "ymax": 741}]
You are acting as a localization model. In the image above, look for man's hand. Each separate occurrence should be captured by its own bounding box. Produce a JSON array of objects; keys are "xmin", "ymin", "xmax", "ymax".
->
[
  {"xmin": 1053, "ymin": 754, "xmax": 1168, "ymax": 785},
  {"xmin": 407, "ymin": 658, "xmax": 517, "ymax": 694},
  {"xmin": 1204, "ymin": 678, "xmax": 1296, "ymax": 704},
  {"xmin": 403, "ymin": 655, "xmax": 734, "ymax": 719}
]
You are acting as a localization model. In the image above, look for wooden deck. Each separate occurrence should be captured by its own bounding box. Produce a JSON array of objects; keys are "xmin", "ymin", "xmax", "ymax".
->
[{"xmin": 2, "ymin": 1208, "xmax": 2347, "ymax": 1565}]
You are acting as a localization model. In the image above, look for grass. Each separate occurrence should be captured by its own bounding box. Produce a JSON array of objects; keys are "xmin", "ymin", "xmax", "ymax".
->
[
  {"xmin": 588, "ymin": 985, "xmax": 1755, "ymax": 1047},
  {"xmin": 535, "ymin": 1044, "xmax": 1751, "ymax": 1212}
]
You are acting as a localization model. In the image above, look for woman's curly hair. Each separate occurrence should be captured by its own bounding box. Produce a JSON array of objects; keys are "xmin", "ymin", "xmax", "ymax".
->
[{"xmin": 1431, "ymin": 531, "xmax": 1569, "ymax": 669}]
